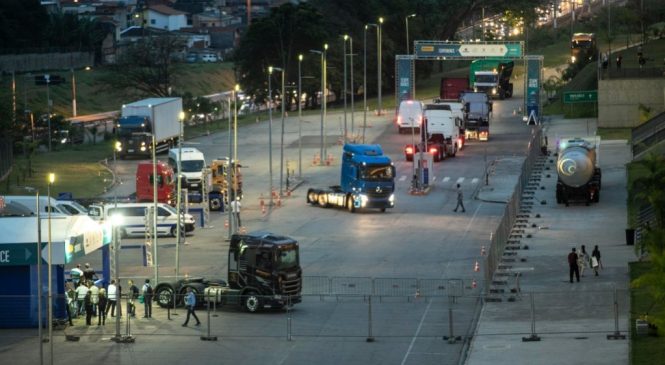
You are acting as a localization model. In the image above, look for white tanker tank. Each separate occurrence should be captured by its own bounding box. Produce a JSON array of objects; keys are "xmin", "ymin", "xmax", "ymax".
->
[{"xmin": 555, "ymin": 137, "xmax": 602, "ymax": 206}]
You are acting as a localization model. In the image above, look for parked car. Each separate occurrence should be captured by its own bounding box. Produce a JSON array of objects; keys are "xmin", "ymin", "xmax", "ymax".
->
[
  {"xmin": 201, "ymin": 54, "xmax": 218, "ymax": 63},
  {"xmin": 186, "ymin": 53, "xmax": 198, "ymax": 63}
]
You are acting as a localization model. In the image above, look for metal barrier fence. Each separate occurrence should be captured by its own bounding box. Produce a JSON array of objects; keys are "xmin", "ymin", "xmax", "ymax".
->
[
  {"xmin": 484, "ymin": 127, "xmax": 543, "ymax": 293},
  {"xmin": 632, "ymin": 110, "xmax": 665, "ymax": 159},
  {"xmin": 0, "ymin": 288, "xmax": 629, "ymax": 364},
  {"xmin": 0, "ymin": 138, "xmax": 13, "ymax": 182}
]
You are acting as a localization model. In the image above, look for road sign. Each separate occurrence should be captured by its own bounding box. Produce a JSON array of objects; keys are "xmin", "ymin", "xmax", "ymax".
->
[
  {"xmin": 414, "ymin": 41, "xmax": 523, "ymax": 59},
  {"xmin": 563, "ymin": 90, "xmax": 597, "ymax": 104},
  {"xmin": 0, "ymin": 243, "xmax": 40, "ymax": 266}
]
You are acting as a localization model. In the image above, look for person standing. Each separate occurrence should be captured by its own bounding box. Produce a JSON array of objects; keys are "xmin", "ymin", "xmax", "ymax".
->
[
  {"xmin": 142, "ymin": 279, "xmax": 153, "ymax": 318},
  {"xmin": 230, "ymin": 197, "xmax": 242, "ymax": 230},
  {"xmin": 70, "ymin": 264, "xmax": 83, "ymax": 288},
  {"xmin": 616, "ymin": 54, "xmax": 622, "ymax": 69},
  {"xmin": 592, "ymin": 245, "xmax": 602, "ymax": 276},
  {"xmin": 65, "ymin": 283, "xmax": 75, "ymax": 326},
  {"xmin": 453, "ymin": 184, "xmax": 466, "ymax": 213},
  {"xmin": 568, "ymin": 248, "xmax": 580, "ymax": 283},
  {"xmin": 578, "ymin": 245, "xmax": 589, "ymax": 277},
  {"xmin": 106, "ymin": 280, "xmax": 117, "ymax": 317},
  {"xmin": 97, "ymin": 288, "xmax": 108, "ymax": 326},
  {"xmin": 83, "ymin": 263, "xmax": 95, "ymax": 283},
  {"xmin": 127, "ymin": 280, "xmax": 139, "ymax": 317},
  {"xmin": 89, "ymin": 282, "xmax": 99, "ymax": 316},
  {"xmin": 75, "ymin": 281, "xmax": 89, "ymax": 316},
  {"xmin": 182, "ymin": 287, "xmax": 200, "ymax": 327},
  {"xmin": 84, "ymin": 291, "xmax": 94, "ymax": 326}
]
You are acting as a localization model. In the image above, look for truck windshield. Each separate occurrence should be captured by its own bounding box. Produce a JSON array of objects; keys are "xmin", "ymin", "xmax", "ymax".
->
[
  {"xmin": 572, "ymin": 40, "xmax": 593, "ymax": 49},
  {"xmin": 181, "ymin": 160, "xmax": 205, "ymax": 173},
  {"xmin": 359, "ymin": 165, "xmax": 393, "ymax": 181},
  {"xmin": 275, "ymin": 247, "xmax": 299, "ymax": 270},
  {"xmin": 476, "ymin": 74, "xmax": 497, "ymax": 83}
]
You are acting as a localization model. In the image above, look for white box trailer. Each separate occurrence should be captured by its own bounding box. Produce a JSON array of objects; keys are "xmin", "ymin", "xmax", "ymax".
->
[{"xmin": 118, "ymin": 97, "xmax": 182, "ymax": 157}]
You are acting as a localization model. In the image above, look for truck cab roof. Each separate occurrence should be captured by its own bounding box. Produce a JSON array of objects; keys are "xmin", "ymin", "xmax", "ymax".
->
[
  {"xmin": 343, "ymin": 144, "xmax": 392, "ymax": 165},
  {"xmin": 231, "ymin": 231, "xmax": 298, "ymax": 250}
]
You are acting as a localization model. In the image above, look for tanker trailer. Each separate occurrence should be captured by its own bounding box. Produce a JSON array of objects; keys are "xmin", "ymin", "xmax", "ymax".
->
[{"xmin": 555, "ymin": 138, "xmax": 602, "ymax": 206}]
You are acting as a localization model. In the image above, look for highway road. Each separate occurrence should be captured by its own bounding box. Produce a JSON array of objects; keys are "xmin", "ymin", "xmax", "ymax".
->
[{"xmin": 60, "ymin": 75, "xmax": 536, "ymax": 365}]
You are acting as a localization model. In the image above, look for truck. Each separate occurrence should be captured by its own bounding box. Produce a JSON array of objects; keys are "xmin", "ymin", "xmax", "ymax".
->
[
  {"xmin": 154, "ymin": 231, "xmax": 302, "ymax": 312},
  {"xmin": 440, "ymin": 77, "xmax": 470, "ymax": 100},
  {"xmin": 556, "ymin": 137, "xmax": 602, "ymax": 206},
  {"xmin": 116, "ymin": 98, "xmax": 181, "ymax": 159},
  {"xmin": 469, "ymin": 59, "xmax": 514, "ymax": 99},
  {"xmin": 570, "ymin": 33, "xmax": 597, "ymax": 65},
  {"xmin": 306, "ymin": 144, "xmax": 395, "ymax": 213},
  {"xmin": 460, "ymin": 91, "xmax": 492, "ymax": 141},
  {"xmin": 210, "ymin": 157, "xmax": 243, "ymax": 205},
  {"xmin": 404, "ymin": 104, "xmax": 460, "ymax": 162}
]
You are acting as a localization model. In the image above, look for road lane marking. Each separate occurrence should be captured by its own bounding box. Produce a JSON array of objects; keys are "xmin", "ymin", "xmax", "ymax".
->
[
  {"xmin": 456, "ymin": 177, "xmax": 465, "ymax": 184},
  {"xmin": 471, "ymin": 178, "xmax": 479, "ymax": 184},
  {"xmin": 399, "ymin": 175, "xmax": 407, "ymax": 182},
  {"xmin": 442, "ymin": 177, "xmax": 450, "ymax": 183}
]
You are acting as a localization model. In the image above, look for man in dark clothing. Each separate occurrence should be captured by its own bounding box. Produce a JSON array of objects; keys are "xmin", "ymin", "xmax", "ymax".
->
[
  {"xmin": 616, "ymin": 54, "xmax": 622, "ymax": 70},
  {"xmin": 127, "ymin": 280, "xmax": 139, "ymax": 317},
  {"xmin": 142, "ymin": 279, "xmax": 153, "ymax": 318},
  {"xmin": 568, "ymin": 248, "xmax": 580, "ymax": 283},
  {"xmin": 453, "ymin": 184, "xmax": 466, "ymax": 213},
  {"xmin": 83, "ymin": 263, "xmax": 95, "ymax": 283}
]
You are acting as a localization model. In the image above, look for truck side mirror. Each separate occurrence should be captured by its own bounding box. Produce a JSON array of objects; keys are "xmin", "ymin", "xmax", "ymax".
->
[{"xmin": 464, "ymin": 103, "xmax": 470, "ymax": 113}]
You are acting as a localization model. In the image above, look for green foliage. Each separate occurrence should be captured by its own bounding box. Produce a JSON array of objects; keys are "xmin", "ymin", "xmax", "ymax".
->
[{"xmin": 631, "ymin": 261, "xmax": 665, "ymax": 363}]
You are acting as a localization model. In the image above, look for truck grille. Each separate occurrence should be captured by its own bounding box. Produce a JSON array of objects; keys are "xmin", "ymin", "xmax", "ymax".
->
[
  {"xmin": 281, "ymin": 276, "xmax": 301, "ymax": 295},
  {"xmin": 366, "ymin": 190, "xmax": 392, "ymax": 199}
]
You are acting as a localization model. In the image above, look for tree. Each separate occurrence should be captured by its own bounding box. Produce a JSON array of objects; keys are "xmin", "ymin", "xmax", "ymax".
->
[{"xmin": 101, "ymin": 34, "xmax": 185, "ymax": 97}]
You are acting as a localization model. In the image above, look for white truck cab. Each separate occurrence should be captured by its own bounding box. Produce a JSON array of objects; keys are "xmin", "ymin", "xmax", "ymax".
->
[{"xmin": 168, "ymin": 147, "xmax": 206, "ymax": 192}]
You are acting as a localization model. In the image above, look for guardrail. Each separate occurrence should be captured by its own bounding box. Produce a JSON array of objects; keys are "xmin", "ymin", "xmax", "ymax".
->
[{"xmin": 632, "ymin": 110, "xmax": 665, "ymax": 159}]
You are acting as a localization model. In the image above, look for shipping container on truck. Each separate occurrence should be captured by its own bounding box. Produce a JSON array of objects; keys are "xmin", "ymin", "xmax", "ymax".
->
[
  {"xmin": 116, "ymin": 98, "xmax": 182, "ymax": 158},
  {"xmin": 439, "ymin": 77, "xmax": 470, "ymax": 100}
]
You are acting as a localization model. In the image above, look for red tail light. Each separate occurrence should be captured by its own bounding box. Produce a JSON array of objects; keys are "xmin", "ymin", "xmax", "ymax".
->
[
  {"xmin": 429, "ymin": 147, "xmax": 438, "ymax": 154},
  {"xmin": 405, "ymin": 146, "xmax": 414, "ymax": 154},
  {"xmin": 458, "ymin": 138, "xmax": 463, "ymax": 148}
]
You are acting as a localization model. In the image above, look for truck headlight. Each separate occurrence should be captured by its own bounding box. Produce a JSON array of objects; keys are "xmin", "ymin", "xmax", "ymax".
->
[
  {"xmin": 492, "ymin": 88, "xmax": 497, "ymax": 95},
  {"xmin": 140, "ymin": 146, "xmax": 147, "ymax": 152},
  {"xmin": 571, "ymin": 56, "xmax": 576, "ymax": 63},
  {"xmin": 359, "ymin": 194, "xmax": 368, "ymax": 207},
  {"xmin": 389, "ymin": 194, "xmax": 395, "ymax": 203}
]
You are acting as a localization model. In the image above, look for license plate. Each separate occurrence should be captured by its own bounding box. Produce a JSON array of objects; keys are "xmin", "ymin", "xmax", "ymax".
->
[
  {"xmin": 190, "ymin": 183, "xmax": 198, "ymax": 187},
  {"xmin": 128, "ymin": 149, "xmax": 134, "ymax": 153}
]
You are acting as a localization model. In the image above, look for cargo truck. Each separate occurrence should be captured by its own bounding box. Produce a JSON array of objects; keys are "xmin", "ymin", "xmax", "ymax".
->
[
  {"xmin": 154, "ymin": 231, "xmax": 302, "ymax": 312},
  {"xmin": 556, "ymin": 137, "xmax": 602, "ymax": 206},
  {"xmin": 404, "ymin": 104, "xmax": 460, "ymax": 162},
  {"xmin": 440, "ymin": 77, "xmax": 470, "ymax": 100},
  {"xmin": 460, "ymin": 91, "xmax": 492, "ymax": 141},
  {"xmin": 570, "ymin": 33, "xmax": 597, "ymax": 65},
  {"xmin": 116, "ymin": 98, "xmax": 181, "ymax": 158},
  {"xmin": 469, "ymin": 59, "xmax": 514, "ymax": 99},
  {"xmin": 306, "ymin": 144, "xmax": 395, "ymax": 212}
]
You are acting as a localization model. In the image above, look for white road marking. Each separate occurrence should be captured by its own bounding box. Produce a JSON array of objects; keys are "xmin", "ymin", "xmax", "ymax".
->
[
  {"xmin": 399, "ymin": 175, "xmax": 407, "ymax": 182},
  {"xmin": 471, "ymin": 178, "xmax": 479, "ymax": 184},
  {"xmin": 442, "ymin": 177, "xmax": 450, "ymax": 183},
  {"xmin": 456, "ymin": 177, "xmax": 465, "ymax": 184}
]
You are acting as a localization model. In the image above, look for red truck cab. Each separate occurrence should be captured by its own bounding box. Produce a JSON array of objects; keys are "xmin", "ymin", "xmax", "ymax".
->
[{"xmin": 136, "ymin": 161, "xmax": 175, "ymax": 205}]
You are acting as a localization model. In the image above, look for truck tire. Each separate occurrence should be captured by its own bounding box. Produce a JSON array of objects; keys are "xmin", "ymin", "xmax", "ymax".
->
[
  {"xmin": 307, "ymin": 189, "xmax": 317, "ymax": 205},
  {"xmin": 380, "ymin": 208, "xmax": 386, "ymax": 213},
  {"xmin": 155, "ymin": 286, "xmax": 175, "ymax": 308},
  {"xmin": 451, "ymin": 145, "xmax": 457, "ymax": 157},
  {"xmin": 317, "ymin": 192, "xmax": 328, "ymax": 207},
  {"xmin": 242, "ymin": 291, "xmax": 261, "ymax": 313},
  {"xmin": 209, "ymin": 197, "xmax": 222, "ymax": 211},
  {"xmin": 347, "ymin": 195, "xmax": 356, "ymax": 213}
]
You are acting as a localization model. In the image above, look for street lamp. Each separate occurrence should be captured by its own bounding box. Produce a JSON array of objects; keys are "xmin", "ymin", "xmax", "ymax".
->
[
  {"xmin": 46, "ymin": 172, "xmax": 55, "ymax": 365},
  {"xmin": 405, "ymin": 14, "xmax": 416, "ymax": 54},
  {"xmin": 233, "ymin": 84, "xmax": 240, "ymax": 231},
  {"xmin": 309, "ymin": 44, "xmax": 328, "ymax": 165},
  {"xmin": 71, "ymin": 66, "xmax": 91, "ymax": 117},
  {"xmin": 267, "ymin": 67, "xmax": 284, "ymax": 202},
  {"xmin": 109, "ymin": 213, "xmax": 123, "ymax": 340},
  {"xmin": 364, "ymin": 24, "xmax": 377, "ymax": 143},
  {"xmin": 377, "ymin": 17, "xmax": 384, "ymax": 116},
  {"xmin": 343, "ymin": 35, "xmax": 349, "ymax": 143},
  {"xmin": 45, "ymin": 74, "xmax": 52, "ymax": 152},
  {"xmin": 175, "ymin": 111, "xmax": 185, "ymax": 281},
  {"xmin": 298, "ymin": 54, "xmax": 303, "ymax": 178}
]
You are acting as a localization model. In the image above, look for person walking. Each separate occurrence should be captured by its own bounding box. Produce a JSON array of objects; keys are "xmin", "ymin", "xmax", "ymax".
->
[
  {"xmin": 591, "ymin": 245, "xmax": 602, "ymax": 276},
  {"xmin": 182, "ymin": 287, "xmax": 200, "ymax": 327},
  {"xmin": 65, "ymin": 283, "xmax": 75, "ymax": 325},
  {"xmin": 616, "ymin": 54, "xmax": 622, "ymax": 70},
  {"xmin": 84, "ymin": 291, "xmax": 94, "ymax": 326},
  {"xmin": 89, "ymin": 282, "xmax": 99, "ymax": 316},
  {"xmin": 142, "ymin": 279, "xmax": 153, "ymax": 318},
  {"xmin": 578, "ymin": 245, "xmax": 589, "ymax": 277},
  {"xmin": 106, "ymin": 279, "xmax": 117, "ymax": 317},
  {"xmin": 230, "ymin": 197, "xmax": 242, "ymax": 230},
  {"xmin": 453, "ymin": 184, "xmax": 466, "ymax": 213},
  {"xmin": 75, "ymin": 280, "xmax": 89, "ymax": 316},
  {"xmin": 568, "ymin": 247, "xmax": 580, "ymax": 283},
  {"xmin": 97, "ymin": 288, "xmax": 108, "ymax": 326},
  {"xmin": 70, "ymin": 264, "xmax": 83, "ymax": 288},
  {"xmin": 127, "ymin": 280, "xmax": 139, "ymax": 317}
]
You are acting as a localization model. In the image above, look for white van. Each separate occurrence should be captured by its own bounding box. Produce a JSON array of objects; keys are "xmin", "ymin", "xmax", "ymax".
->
[
  {"xmin": 395, "ymin": 100, "xmax": 424, "ymax": 134},
  {"xmin": 168, "ymin": 148, "xmax": 206, "ymax": 192},
  {"xmin": 3, "ymin": 195, "xmax": 72, "ymax": 215},
  {"xmin": 87, "ymin": 202, "xmax": 195, "ymax": 237}
]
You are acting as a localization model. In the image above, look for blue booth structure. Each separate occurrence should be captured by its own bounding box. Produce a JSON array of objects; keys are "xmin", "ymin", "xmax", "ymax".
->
[{"xmin": 0, "ymin": 215, "xmax": 106, "ymax": 328}]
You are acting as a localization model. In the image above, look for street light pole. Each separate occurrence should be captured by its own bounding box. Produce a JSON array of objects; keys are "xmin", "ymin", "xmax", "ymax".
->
[
  {"xmin": 309, "ymin": 46, "xmax": 327, "ymax": 165},
  {"xmin": 279, "ymin": 67, "xmax": 286, "ymax": 197},
  {"xmin": 71, "ymin": 68, "xmax": 77, "ymax": 117},
  {"xmin": 323, "ymin": 44, "xmax": 328, "ymax": 160},
  {"xmin": 377, "ymin": 17, "xmax": 384, "ymax": 116},
  {"xmin": 298, "ymin": 54, "xmax": 303, "ymax": 178},
  {"xmin": 364, "ymin": 24, "xmax": 377, "ymax": 143},
  {"xmin": 227, "ymin": 96, "xmax": 233, "ymax": 237},
  {"xmin": 35, "ymin": 191, "xmax": 44, "ymax": 365},
  {"xmin": 349, "ymin": 36, "xmax": 355, "ymax": 137},
  {"xmin": 112, "ymin": 142, "xmax": 122, "ymax": 339},
  {"xmin": 46, "ymin": 172, "xmax": 54, "ymax": 365},
  {"xmin": 343, "ymin": 35, "xmax": 349, "ymax": 144},
  {"xmin": 175, "ymin": 111, "xmax": 184, "ymax": 280},
  {"xmin": 152, "ymin": 134, "xmax": 158, "ymax": 284},
  {"xmin": 406, "ymin": 14, "xmax": 416, "ymax": 54},
  {"xmin": 268, "ymin": 67, "xmax": 275, "ymax": 205},
  {"xmin": 45, "ymin": 74, "xmax": 51, "ymax": 152}
]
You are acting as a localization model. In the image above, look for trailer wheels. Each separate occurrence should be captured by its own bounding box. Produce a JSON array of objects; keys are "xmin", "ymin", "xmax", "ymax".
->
[
  {"xmin": 347, "ymin": 196, "xmax": 356, "ymax": 213},
  {"xmin": 243, "ymin": 291, "xmax": 261, "ymax": 313},
  {"xmin": 317, "ymin": 193, "xmax": 328, "ymax": 207},
  {"xmin": 594, "ymin": 190, "xmax": 600, "ymax": 203},
  {"xmin": 155, "ymin": 286, "xmax": 175, "ymax": 308},
  {"xmin": 380, "ymin": 208, "xmax": 386, "ymax": 213},
  {"xmin": 209, "ymin": 197, "xmax": 222, "ymax": 211},
  {"xmin": 307, "ymin": 189, "xmax": 317, "ymax": 205}
]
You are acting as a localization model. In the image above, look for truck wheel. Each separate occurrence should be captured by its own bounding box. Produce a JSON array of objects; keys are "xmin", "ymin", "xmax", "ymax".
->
[
  {"xmin": 307, "ymin": 189, "xmax": 317, "ymax": 205},
  {"xmin": 155, "ymin": 286, "xmax": 175, "ymax": 308},
  {"xmin": 594, "ymin": 190, "xmax": 600, "ymax": 203},
  {"xmin": 451, "ymin": 145, "xmax": 457, "ymax": 157},
  {"xmin": 347, "ymin": 196, "xmax": 356, "ymax": 213},
  {"xmin": 380, "ymin": 208, "xmax": 386, "ymax": 213},
  {"xmin": 317, "ymin": 193, "xmax": 328, "ymax": 207},
  {"xmin": 209, "ymin": 197, "xmax": 222, "ymax": 211},
  {"xmin": 243, "ymin": 291, "xmax": 261, "ymax": 313}
]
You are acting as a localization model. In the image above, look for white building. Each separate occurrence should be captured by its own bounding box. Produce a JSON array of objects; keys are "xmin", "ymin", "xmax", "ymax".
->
[{"xmin": 145, "ymin": 4, "xmax": 188, "ymax": 31}]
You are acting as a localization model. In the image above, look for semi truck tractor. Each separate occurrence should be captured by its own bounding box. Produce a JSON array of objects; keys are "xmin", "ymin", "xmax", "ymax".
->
[
  {"xmin": 555, "ymin": 137, "xmax": 602, "ymax": 206},
  {"xmin": 469, "ymin": 59, "xmax": 514, "ymax": 99},
  {"xmin": 460, "ymin": 91, "xmax": 492, "ymax": 141},
  {"xmin": 570, "ymin": 33, "xmax": 597, "ymax": 65},
  {"xmin": 116, "ymin": 98, "xmax": 181, "ymax": 158},
  {"xmin": 154, "ymin": 231, "xmax": 302, "ymax": 312},
  {"xmin": 404, "ymin": 104, "xmax": 460, "ymax": 162},
  {"xmin": 306, "ymin": 144, "xmax": 395, "ymax": 212}
]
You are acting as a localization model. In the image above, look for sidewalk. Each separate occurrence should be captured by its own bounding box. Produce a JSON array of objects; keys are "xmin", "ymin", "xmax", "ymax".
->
[{"xmin": 467, "ymin": 118, "xmax": 635, "ymax": 365}]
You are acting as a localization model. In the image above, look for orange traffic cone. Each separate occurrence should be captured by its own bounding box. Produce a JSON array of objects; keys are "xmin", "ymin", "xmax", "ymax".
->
[{"xmin": 261, "ymin": 204, "xmax": 266, "ymax": 215}]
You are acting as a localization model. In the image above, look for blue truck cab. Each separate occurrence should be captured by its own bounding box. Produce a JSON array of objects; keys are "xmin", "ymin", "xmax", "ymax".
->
[{"xmin": 307, "ymin": 144, "xmax": 396, "ymax": 212}]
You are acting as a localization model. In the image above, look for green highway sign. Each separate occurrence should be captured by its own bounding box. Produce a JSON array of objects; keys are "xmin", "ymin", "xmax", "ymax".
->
[
  {"xmin": 0, "ymin": 243, "xmax": 40, "ymax": 266},
  {"xmin": 563, "ymin": 90, "xmax": 597, "ymax": 104},
  {"xmin": 414, "ymin": 41, "xmax": 523, "ymax": 59}
]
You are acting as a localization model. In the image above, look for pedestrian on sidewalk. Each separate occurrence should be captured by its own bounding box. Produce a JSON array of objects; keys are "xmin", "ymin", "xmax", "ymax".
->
[
  {"xmin": 127, "ymin": 280, "xmax": 139, "ymax": 317},
  {"xmin": 142, "ymin": 279, "xmax": 153, "ymax": 318},
  {"xmin": 453, "ymin": 184, "xmax": 466, "ymax": 213},
  {"xmin": 70, "ymin": 264, "xmax": 83, "ymax": 288},
  {"xmin": 98, "ymin": 288, "xmax": 107, "ymax": 326},
  {"xmin": 106, "ymin": 280, "xmax": 117, "ymax": 317},
  {"xmin": 591, "ymin": 245, "xmax": 602, "ymax": 276},
  {"xmin": 568, "ymin": 247, "xmax": 580, "ymax": 283},
  {"xmin": 89, "ymin": 282, "xmax": 99, "ymax": 316},
  {"xmin": 230, "ymin": 197, "xmax": 242, "ymax": 230},
  {"xmin": 75, "ymin": 281, "xmax": 89, "ymax": 316},
  {"xmin": 616, "ymin": 54, "xmax": 622, "ymax": 70},
  {"xmin": 84, "ymin": 291, "xmax": 94, "ymax": 326},
  {"xmin": 182, "ymin": 287, "xmax": 201, "ymax": 327},
  {"xmin": 578, "ymin": 245, "xmax": 589, "ymax": 277}
]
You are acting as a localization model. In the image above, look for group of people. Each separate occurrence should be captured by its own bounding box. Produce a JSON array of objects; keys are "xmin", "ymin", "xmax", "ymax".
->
[
  {"xmin": 67, "ymin": 264, "xmax": 156, "ymax": 325},
  {"xmin": 567, "ymin": 245, "xmax": 602, "ymax": 283}
]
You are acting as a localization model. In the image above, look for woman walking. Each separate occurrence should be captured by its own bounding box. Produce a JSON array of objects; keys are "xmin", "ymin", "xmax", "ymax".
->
[
  {"xmin": 578, "ymin": 245, "xmax": 589, "ymax": 277},
  {"xmin": 591, "ymin": 245, "xmax": 602, "ymax": 276},
  {"xmin": 98, "ymin": 288, "xmax": 108, "ymax": 326}
]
